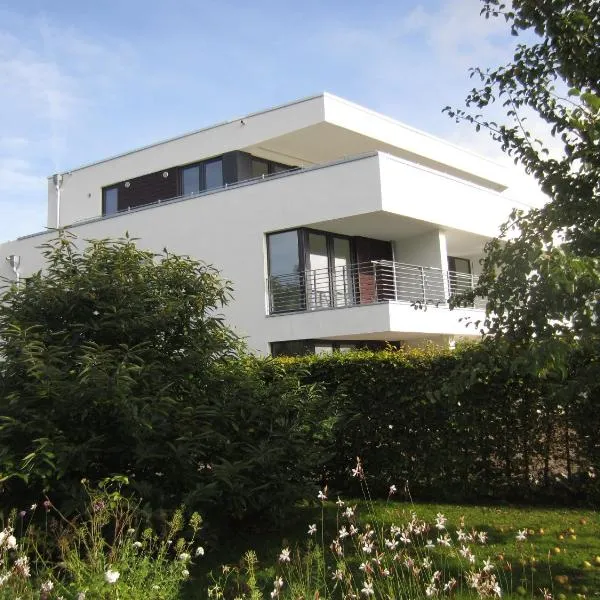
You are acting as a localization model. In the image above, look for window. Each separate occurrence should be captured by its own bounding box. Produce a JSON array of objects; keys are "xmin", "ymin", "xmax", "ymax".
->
[
  {"xmin": 103, "ymin": 186, "xmax": 119, "ymax": 215},
  {"xmin": 251, "ymin": 158, "xmax": 269, "ymax": 178},
  {"xmin": 181, "ymin": 157, "xmax": 223, "ymax": 195},
  {"xmin": 447, "ymin": 256, "xmax": 472, "ymax": 297},
  {"xmin": 182, "ymin": 165, "xmax": 201, "ymax": 196},
  {"xmin": 267, "ymin": 228, "xmax": 357, "ymax": 314},
  {"xmin": 267, "ymin": 230, "xmax": 303, "ymax": 313},
  {"xmin": 205, "ymin": 159, "xmax": 223, "ymax": 190}
]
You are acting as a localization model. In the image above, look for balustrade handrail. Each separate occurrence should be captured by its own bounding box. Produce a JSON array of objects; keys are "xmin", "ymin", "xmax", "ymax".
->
[{"xmin": 267, "ymin": 259, "xmax": 485, "ymax": 314}]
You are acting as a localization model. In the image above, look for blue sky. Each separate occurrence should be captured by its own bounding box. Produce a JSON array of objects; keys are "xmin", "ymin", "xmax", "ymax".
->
[{"xmin": 0, "ymin": 0, "xmax": 539, "ymax": 243}]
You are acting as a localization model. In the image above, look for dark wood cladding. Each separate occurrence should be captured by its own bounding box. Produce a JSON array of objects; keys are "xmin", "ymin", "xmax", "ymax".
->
[
  {"xmin": 115, "ymin": 168, "xmax": 178, "ymax": 212},
  {"xmin": 353, "ymin": 236, "xmax": 393, "ymax": 304},
  {"xmin": 103, "ymin": 151, "xmax": 296, "ymax": 215}
]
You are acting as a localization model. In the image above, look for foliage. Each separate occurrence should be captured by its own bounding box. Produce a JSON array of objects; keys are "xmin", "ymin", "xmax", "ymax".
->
[
  {"xmin": 0, "ymin": 234, "xmax": 321, "ymax": 523},
  {"xmin": 272, "ymin": 346, "xmax": 600, "ymax": 504},
  {"xmin": 444, "ymin": 1, "xmax": 600, "ymax": 376},
  {"xmin": 0, "ymin": 477, "xmax": 202, "ymax": 599},
  {"xmin": 207, "ymin": 480, "xmax": 600, "ymax": 600}
]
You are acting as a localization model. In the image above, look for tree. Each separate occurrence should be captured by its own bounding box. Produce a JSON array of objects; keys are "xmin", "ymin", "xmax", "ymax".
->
[
  {"xmin": 0, "ymin": 234, "xmax": 321, "ymax": 521},
  {"xmin": 445, "ymin": 0, "xmax": 600, "ymax": 375}
]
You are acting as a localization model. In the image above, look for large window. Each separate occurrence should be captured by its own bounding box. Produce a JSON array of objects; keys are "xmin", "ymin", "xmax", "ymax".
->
[
  {"xmin": 181, "ymin": 157, "xmax": 224, "ymax": 195},
  {"xmin": 267, "ymin": 230, "xmax": 303, "ymax": 313},
  {"xmin": 267, "ymin": 228, "xmax": 356, "ymax": 313}
]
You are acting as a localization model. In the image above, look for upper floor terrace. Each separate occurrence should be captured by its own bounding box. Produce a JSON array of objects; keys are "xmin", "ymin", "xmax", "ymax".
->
[{"xmin": 46, "ymin": 93, "xmax": 514, "ymax": 229}]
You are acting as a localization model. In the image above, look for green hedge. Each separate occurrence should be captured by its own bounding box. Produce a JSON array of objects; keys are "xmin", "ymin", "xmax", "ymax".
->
[{"xmin": 270, "ymin": 343, "xmax": 600, "ymax": 504}]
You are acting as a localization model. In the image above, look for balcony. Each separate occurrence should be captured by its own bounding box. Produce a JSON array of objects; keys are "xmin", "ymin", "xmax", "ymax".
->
[{"xmin": 267, "ymin": 260, "xmax": 486, "ymax": 315}]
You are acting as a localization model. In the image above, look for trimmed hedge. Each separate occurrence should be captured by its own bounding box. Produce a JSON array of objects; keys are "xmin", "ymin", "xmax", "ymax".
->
[{"xmin": 270, "ymin": 343, "xmax": 600, "ymax": 504}]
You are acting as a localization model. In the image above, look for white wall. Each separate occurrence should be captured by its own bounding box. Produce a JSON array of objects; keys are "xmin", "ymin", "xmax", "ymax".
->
[
  {"xmin": 379, "ymin": 153, "xmax": 529, "ymax": 238},
  {"xmin": 324, "ymin": 93, "xmax": 509, "ymax": 191},
  {"xmin": 1, "ymin": 153, "xmax": 495, "ymax": 354},
  {"xmin": 393, "ymin": 230, "xmax": 445, "ymax": 269},
  {"xmin": 47, "ymin": 95, "xmax": 326, "ymax": 228},
  {"xmin": 2, "ymin": 154, "xmax": 383, "ymax": 355}
]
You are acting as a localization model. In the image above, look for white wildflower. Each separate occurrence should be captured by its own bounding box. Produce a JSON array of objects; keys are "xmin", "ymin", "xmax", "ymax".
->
[
  {"xmin": 104, "ymin": 569, "xmax": 120, "ymax": 584},
  {"xmin": 336, "ymin": 497, "xmax": 345, "ymax": 507},
  {"xmin": 361, "ymin": 541, "xmax": 374, "ymax": 554},
  {"xmin": 435, "ymin": 513, "xmax": 447, "ymax": 530},
  {"xmin": 389, "ymin": 484, "xmax": 397, "ymax": 495},
  {"xmin": 279, "ymin": 547, "xmax": 291, "ymax": 563},
  {"xmin": 437, "ymin": 533, "xmax": 451, "ymax": 547},
  {"xmin": 516, "ymin": 529, "xmax": 527, "ymax": 542},
  {"xmin": 179, "ymin": 552, "xmax": 191, "ymax": 562},
  {"xmin": 425, "ymin": 583, "xmax": 438, "ymax": 597},
  {"xmin": 13, "ymin": 556, "xmax": 30, "ymax": 578},
  {"xmin": 195, "ymin": 546, "xmax": 205, "ymax": 557},
  {"xmin": 132, "ymin": 541, "xmax": 142, "ymax": 549},
  {"xmin": 40, "ymin": 580, "xmax": 54, "ymax": 593},
  {"xmin": 308, "ymin": 524, "xmax": 317, "ymax": 536},
  {"xmin": 422, "ymin": 557, "xmax": 432, "ymax": 569},
  {"xmin": 343, "ymin": 506, "xmax": 355, "ymax": 519},
  {"xmin": 332, "ymin": 569, "xmax": 344, "ymax": 581},
  {"xmin": 317, "ymin": 489, "xmax": 327, "ymax": 501},
  {"xmin": 477, "ymin": 531, "xmax": 488, "ymax": 544},
  {"xmin": 483, "ymin": 557, "xmax": 494, "ymax": 573},
  {"xmin": 361, "ymin": 580, "xmax": 374, "ymax": 596},
  {"xmin": 339, "ymin": 526, "xmax": 349, "ymax": 539},
  {"xmin": 400, "ymin": 531, "xmax": 411, "ymax": 544},
  {"xmin": 456, "ymin": 528, "xmax": 468, "ymax": 542},
  {"xmin": 385, "ymin": 538, "xmax": 398, "ymax": 550},
  {"xmin": 182, "ymin": 569, "xmax": 190, "ymax": 578},
  {"xmin": 425, "ymin": 539, "xmax": 435, "ymax": 550}
]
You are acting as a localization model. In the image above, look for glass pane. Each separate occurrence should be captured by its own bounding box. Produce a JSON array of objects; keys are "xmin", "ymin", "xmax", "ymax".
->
[
  {"xmin": 333, "ymin": 237, "xmax": 352, "ymax": 307},
  {"xmin": 251, "ymin": 159, "xmax": 269, "ymax": 178},
  {"xmin": 205, "ymin": 159, "xmax": 223, "ymax": 190},
  {"xmin": 104, "ymin": 187, "xmax": 118, "ymax": 215},
  {"xmin": 448, "ymin": 256, "xmax": 472, "ymax": 298},
  {"xmin": 307, "ymin": 233, "xmax": 330, "ymax": 309},
  {"xmin": 182, "ymin": 165, "xmax": 200, "ymax": 195},
  {"xmin": 267, "ymin": 231, "xmax": 302, "ymax": 313},
  {"xmin": 272, "ymin": 163, "xmax": 291, "ymax": 173}
]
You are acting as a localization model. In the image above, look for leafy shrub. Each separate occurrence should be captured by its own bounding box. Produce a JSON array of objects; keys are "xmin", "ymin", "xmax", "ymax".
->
[
  {"xmin": 274, "ymin": 342, "xmax": 600, "ymax": 504},
  {"xmin": 0, "ymin": 235, "xmax": 322, "ymax": 523}
]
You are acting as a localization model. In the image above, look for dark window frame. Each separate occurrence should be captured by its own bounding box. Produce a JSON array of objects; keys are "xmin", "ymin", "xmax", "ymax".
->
[
  {"xmin": 179, "ymin": 155, "xmax": 224, "ymax": 196},
  {"xmin": 266, "ymin": 227, "xmax": 358, "ymax": 313}
]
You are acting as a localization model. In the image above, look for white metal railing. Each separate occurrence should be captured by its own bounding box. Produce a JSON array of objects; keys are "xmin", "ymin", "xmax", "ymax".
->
[{"xmin": 267, "ymin": 260, "xmax": 486, "ymax": 314}]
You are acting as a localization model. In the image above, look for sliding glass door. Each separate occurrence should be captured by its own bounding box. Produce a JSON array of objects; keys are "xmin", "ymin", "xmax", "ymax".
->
[{"xmin": 305, "ymin": 232, "xmax": 354, "ymax": 309}]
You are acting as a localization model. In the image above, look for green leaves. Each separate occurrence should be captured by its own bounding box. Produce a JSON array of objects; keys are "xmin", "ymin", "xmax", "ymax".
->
[{"xmin": 446, "ymin": 0, "xmax": 600, "ymax": 382}]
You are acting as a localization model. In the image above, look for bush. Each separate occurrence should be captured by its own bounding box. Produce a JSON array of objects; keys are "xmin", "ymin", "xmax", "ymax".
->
[
  {"xmin": 0, "ymin": 235, "xmax": 322, "ymax": 523},
  {"xmin": 274, "ymin": 342, "xmax": 600, "ymax": 504}
]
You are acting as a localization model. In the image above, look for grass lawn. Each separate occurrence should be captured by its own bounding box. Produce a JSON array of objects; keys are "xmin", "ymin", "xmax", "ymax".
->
[{"xmin": 184, "ymin": 499, "xmax": 599, "ymax": 599}]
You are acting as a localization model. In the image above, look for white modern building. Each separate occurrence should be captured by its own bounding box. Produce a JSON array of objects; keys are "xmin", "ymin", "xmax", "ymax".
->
[{"xmin": 0, "ymin": 93, "xmax": 532, "ymax": 355}]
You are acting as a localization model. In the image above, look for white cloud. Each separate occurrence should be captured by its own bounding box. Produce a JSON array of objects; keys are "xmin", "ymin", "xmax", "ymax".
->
[{"xmin": 0, "ymin": 9, "xmax": 136, "ymax": 242}]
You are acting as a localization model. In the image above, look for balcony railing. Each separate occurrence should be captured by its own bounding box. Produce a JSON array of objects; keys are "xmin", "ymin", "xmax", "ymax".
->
[{"xmin": 267, "ymin": 259, "xmax": 486, "ymax": 315}]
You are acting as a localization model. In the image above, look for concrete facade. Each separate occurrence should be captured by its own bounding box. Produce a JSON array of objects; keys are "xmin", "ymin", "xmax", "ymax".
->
[{"xmin": 0, "ymin": 94, "xmax": 532, "ymax": 354}]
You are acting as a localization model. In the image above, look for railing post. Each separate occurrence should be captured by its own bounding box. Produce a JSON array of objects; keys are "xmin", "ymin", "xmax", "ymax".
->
[
  {"xmin": 373, "ymin": 262, "xmax": 378, "ymax": 302},
  {"xmin": 420, "ymin": 266, "xmax": 427, "ymax": 304},
  {"xmin": 312, "ymin": 270, "xmax": 317, "ymax": 309}
]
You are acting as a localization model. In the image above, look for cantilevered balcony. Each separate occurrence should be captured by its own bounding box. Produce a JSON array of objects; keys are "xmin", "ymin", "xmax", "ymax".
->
[{"xmin": 267, "ymin": 260, "xmax": 486, "ymax": 315}]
